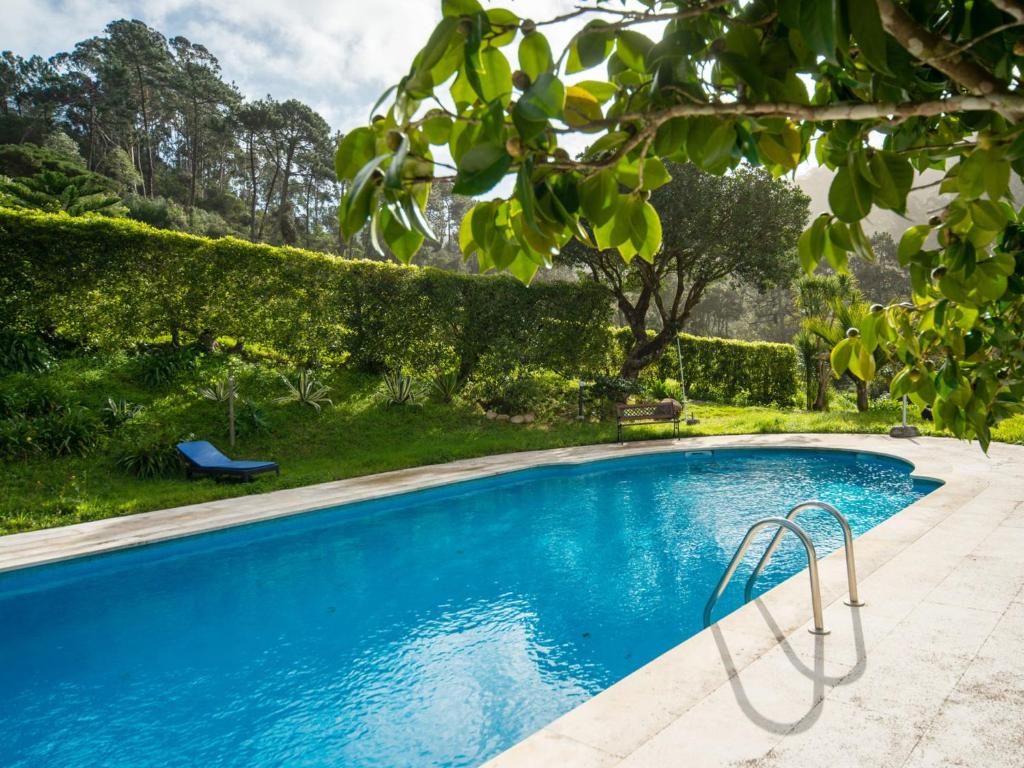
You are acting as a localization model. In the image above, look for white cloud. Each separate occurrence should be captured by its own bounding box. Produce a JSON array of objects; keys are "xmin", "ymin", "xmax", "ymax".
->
[{"xmin": 2, "ymin": 0, "xmax": 585, "ymax": 132}]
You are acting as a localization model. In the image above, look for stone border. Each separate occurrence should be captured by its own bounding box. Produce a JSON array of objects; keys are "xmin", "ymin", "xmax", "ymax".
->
[{"xmin": 2, "ymin": 433, "xmax": 1020, "ymax": 767}]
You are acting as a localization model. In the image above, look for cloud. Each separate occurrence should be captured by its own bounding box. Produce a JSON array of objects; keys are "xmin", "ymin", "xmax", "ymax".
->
[{"xmin": 2, "ymin": 0, "xmax": 580, "ymax": 133}]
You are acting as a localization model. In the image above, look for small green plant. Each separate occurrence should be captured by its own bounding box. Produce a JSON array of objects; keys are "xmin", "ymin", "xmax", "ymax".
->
[
  {"xmin": 380, "ymin": 371, "xmax": 417, "ymax": 406},
  {"xmin": 649, "ymin": 377, "xmax": 683, "ymax": 401},
  {"xmin": 275, "ymin": 370, "xmax": 333, "ymax": 412},
  {"xmin": 429, "ymin": 371, "xmax": 460, "ymax": 404},
  {"xmin": 590, "ymin": 375, "xmax": 642, "ymax": 406},
  {"xmin": 102, "ymin": 397, "xmax": 144, "ymax": 428},
  {"xmin": 0, "ymin": 415, "xmax": 37, "ymax": 460},
  {"xmin": 132, "ymin": 347, "xmax": 198, "ymax": 387},
  {"xmin": 117, "ymin": 432, "xmax": 188, "ymax": 479},
  {"xmin": 0, "ymin": 332, "xmax": 53, "ymax": 374},
  {"xmin": 35, "ymin": 406, "xmax": 102, "ymax": 457},
  {"xmin": 236, "ymin": 400, "xmax": 271, "ymax": 437},
  {"xmin": 198, "ymin": 377, "xmax": 238, "ymax": 403}
]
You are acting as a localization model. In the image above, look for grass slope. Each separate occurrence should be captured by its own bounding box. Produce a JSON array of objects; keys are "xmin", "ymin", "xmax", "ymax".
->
[{"xmin": 3, "ymin": 352, "xmax": 1022, "ymax": 536}]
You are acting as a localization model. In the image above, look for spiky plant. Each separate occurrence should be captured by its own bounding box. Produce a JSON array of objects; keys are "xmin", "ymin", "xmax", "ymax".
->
[{"xmin": 275, "ymin": 370, "xmax": 333, "ymax": 412}]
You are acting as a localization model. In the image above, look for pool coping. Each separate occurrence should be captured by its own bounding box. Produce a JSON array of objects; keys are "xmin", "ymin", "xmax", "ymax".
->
[
  {"xmin": 0, "ymin": 433, "xmax": 944, "ymax": 575},
  {"xmin": 2, "ymin": 433, "xmax": 1023, "ymax": 767}
]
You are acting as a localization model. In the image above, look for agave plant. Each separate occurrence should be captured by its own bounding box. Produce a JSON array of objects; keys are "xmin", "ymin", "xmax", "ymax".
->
[
  {"xmin": 198, "ymin": 377, "xmax": 238, "ymax": 403},
  {"xmin": 102, "ymin": 397, "xmax": 144, "ymax": 428},
  {"xmin": 275, "ymin": 370, "xmax": 333, "ymax": 412},
  {"xmin": 429, "ymin": 371, "xmax": 460, "ymax": 404},
  {"xmin": 381, "ymin": 371, "xmax": 417, "ymax": 406}
]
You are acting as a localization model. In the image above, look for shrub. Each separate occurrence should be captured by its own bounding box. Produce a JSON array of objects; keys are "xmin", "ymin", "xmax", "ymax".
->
[
  {"xmin": 102, "ymin": 397, "xmax": 144, "ymax": 428},
  {"xmin": 235, "ymin": 401, "xmax": 271, "ymax": 437},
  {"xmin": 0, "ymin": 414, "xmax": 37, "ymax": 460},
  {"xmin": 34, "ymin": 406, "xmax": 102, "ymax": 457},
  {"xmin": 117, "ymin": 431, "xmax": 187, "ymax": 479},
  {"xmin": 0, "ymin": 209, "xmax": 613, "ymax": 377},
  {"xmin": 590, "ymin": 374, "xmax": 643, "ymax": 406},
  {"xmin": 469, "ymin": 368, "xmax": 571, "ymax": 418},
  {"xmin": 198, "ymin": 376, "xmax": 238, "ymax": 403},
  {"xmin": 648, "ymin": 377, "xmax": 683, "ymax": 401},
  {"xmin": 380, "ymin": 371, "xmax": 418, "ymax": 406},
  {"xmin": 612, "ymin": 329, "xmax": 798, "ymax": 407},
  {"xmin": 429, "ymin": 371, "xmax": 461, "ymax": 404},
  {"xmin": 0, "ymin": 332, "xmax": 53, "ymax": 374},
  {"xmin": 276, "ymin": 370, "xmax": 332, "ymax": 412},
  {"xmin": 131, "ymin": 346, "xmax": 199, "ymax": 387}
]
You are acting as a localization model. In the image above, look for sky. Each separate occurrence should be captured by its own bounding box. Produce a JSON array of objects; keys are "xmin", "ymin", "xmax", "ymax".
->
[{"xmin": 1, "ymin": 0, "xmax": 577, "ymax": 134}]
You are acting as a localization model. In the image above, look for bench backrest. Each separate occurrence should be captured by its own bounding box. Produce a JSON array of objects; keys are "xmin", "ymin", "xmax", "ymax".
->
[{"xmin": 616, "ymin": 401, "xmax": 681, "ymax": 421}]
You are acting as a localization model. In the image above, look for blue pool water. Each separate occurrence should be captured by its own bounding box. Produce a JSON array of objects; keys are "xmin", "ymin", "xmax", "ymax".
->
[{"xmin": 0, "ymin": 448, "xmax": 938, "ymax": 768}]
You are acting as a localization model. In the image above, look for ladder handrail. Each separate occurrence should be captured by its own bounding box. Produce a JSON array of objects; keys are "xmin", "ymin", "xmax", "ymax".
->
[
  {"xmin": 703, "ymin": 517, "xmax": 829, "ymax": 635},
  {"xmin": 743, "ymin": 501, "xmax": 863, "ymax": 608}
]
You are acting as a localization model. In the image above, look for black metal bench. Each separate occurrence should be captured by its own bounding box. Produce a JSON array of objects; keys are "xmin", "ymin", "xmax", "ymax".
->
[{"xmin": 616, "ymin": 401, "xmax": 681, "ymax": 442}]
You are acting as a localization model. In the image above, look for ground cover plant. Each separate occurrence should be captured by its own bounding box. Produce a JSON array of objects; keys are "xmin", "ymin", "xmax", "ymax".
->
[{"xmin": 4, "ymin": 335, "xmax": 1023, "ymax": 536}]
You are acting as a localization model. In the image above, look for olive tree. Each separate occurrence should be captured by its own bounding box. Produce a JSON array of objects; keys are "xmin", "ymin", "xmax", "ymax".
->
[
  {"xmin": 335, "ymin": 0, "xmax": 1024, "ymax": 448},
  {"xmin": 561, "ymin": 162, "xmax": 807, "ymax": 378}
]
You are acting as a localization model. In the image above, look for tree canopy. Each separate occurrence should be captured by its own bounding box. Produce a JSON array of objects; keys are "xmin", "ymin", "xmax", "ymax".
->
[
  {"xmin": 335, "ymin": 0, "xmax": 1024, "ymax": 448},
  {"xmin": 560, "ymin": 162, "xmax": 808, "ymax": 377}
]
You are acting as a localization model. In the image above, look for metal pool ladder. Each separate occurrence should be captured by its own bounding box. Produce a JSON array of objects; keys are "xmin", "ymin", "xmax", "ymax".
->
[{"xmin": 702, "ymin": 501, "xmax": 863, "ymax": 636}]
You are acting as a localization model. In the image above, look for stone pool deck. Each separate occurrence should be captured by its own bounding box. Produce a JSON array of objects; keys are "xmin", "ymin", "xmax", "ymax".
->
[{"xmin": 2, "ymin": 434, "xmax": 1023, "ymax": 766}]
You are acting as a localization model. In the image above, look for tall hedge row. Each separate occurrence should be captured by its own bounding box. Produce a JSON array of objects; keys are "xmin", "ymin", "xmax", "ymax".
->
[
  {"xmin": 0, "ymin": 209, "xmax": 613, "ymax": 378},
  {"xmin": 612, "ymin": 328, "xmax": 798, "ymax": 406}
]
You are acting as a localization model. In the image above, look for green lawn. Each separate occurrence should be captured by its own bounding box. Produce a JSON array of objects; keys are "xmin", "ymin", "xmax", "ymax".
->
[{"xmin": 3, "ymin": 352, "xmax": 1022, "ymax": 536}]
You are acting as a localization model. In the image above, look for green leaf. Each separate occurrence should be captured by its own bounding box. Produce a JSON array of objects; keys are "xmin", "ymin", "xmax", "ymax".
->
[
  {"xmin": 830, "ymin": 337, "xmax": 854, "ymax": 376},
  {"xmin": 897, "ymin": 225, "xmax": 931, "ymax": 265},
  {"xmin": 848, "ymin": 342, "xmax": 877, "ymax": 381},
  {"xmin": 574, "ymin": 80, "xmax": 618, "ymax": 104},
  {"xmin": 442, "ymin": 0, "xmax": 482, "ymax": 15},
  {"xmin": 518, "ymin": 32, "xmax": 552, "ymax": 79},
  {"xmin": 847, "ymin": 0, "xmax": 888, "ymax": 72},
  {"xmin": 984, "ymin": 155, "xmax": 1011, "ymax": 200},
  {"xmin": 380, "ymin": 207, "xmax": 425, "ymax": 263},
  {"xmin": 335, "ymin": 128, "xmax": 377, "ymax": 180},
  {"xmin": 580, "ymin": 169, "xmax": 618, "ymax": 227},
  {"xmin": 421, "ymin": 113, "xmax": 453, "ymax": 145},
  {"xmin": 970, "ymin": 199, "xmax": 1008, "ymax": 232},
  {"xmin": 799, "ymin": 227, "xmax": 818, "ymax": 273},
  {"xmin": 616, "ymin": 31, "xmax": 654, "ymax": 73},
  {"xmin": 485, "ymin": 8, "xmax": 518, "ymax": 47},
  {"xmin": 384, "ymin": 133, "xmax": 409, "ymax": 190},
  {"xmin": 452, "ymin": 143, "xmax": 513, "ymax": 196},
  {"xmin": 828, "ymin": 166, "xmax": 873, "ymax": 222},
  {"xmin": 474, "ymin": 47, "xmax": 513, "ymax": 104},
  {"xmin": 634, "ymin": 200, "xmax": 662, "ymax": 262},
  {"xmin": 564, "ymin": 85, "xmax": 603, "ymax": 128},
  {"xmin": 869, "ymin": 153, "xmax": 912, "ymax": 213},
  {"xmin": 567, "ymin": 22, "xmax": 613, "ymax": 73}
]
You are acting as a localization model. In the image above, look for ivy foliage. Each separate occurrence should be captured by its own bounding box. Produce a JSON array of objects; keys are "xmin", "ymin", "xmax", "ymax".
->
[
  {"xmin": 336, "ymin": 0, "xmax": 1024, "ymax": 448},
  {"xmin": 0, "ymin": 209, "xmax": 612, "ymax": 380}
]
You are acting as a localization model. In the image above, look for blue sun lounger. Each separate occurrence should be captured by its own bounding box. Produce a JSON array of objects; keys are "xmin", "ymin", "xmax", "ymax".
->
[{"xmin": 176, "ymin": 440, "xmax": 279, "ymax": 482}]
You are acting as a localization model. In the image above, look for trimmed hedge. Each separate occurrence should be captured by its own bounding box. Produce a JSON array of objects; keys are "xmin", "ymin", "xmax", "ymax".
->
[
  {"xmin": 612, "ymin": 328, "xmax": 798, "ymax": 406},
  {"xmin": 0, "ymin": 208, "xmax": 613, "ymax": 378}
]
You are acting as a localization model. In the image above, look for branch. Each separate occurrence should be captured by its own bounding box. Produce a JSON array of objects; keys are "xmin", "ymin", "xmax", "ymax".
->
[{"xmin": 876, "ymin": 0, "xmax": 1009, "ymax": 96}]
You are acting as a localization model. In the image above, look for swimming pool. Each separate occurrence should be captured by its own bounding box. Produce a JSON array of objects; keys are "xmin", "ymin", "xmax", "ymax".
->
[{"xmin": 0, "ymin": 448, "xmax": 938, "ymax": 768}]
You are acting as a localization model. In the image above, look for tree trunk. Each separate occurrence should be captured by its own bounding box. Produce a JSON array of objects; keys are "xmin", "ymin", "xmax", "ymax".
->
[
  {"xmin": 813, "ymin": 353, "xmax": 830, "ymax": 411},
  {"xmin": 619, "ymin": 327, "xmax": 676, "ymax": 380},
  {"xmin": 855, "ymin": 379, "xmax": 869, "ymax": 412}
]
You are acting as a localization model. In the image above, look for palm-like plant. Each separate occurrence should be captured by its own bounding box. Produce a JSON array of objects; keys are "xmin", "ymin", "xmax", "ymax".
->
[
  {"xmin": 805, "ymin": 300, "xmax": 888, "ymax": 412},
  {"xmin": 198, "ymin": 377, "xmax": 238, "ymax": 403},
  {"xmin": 275, "ymin": 370, "xmax": 333, "ymax": 412},
  {"xmin": 380, "ymin": 371, "xmax": 417, "ymax": 406}
]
